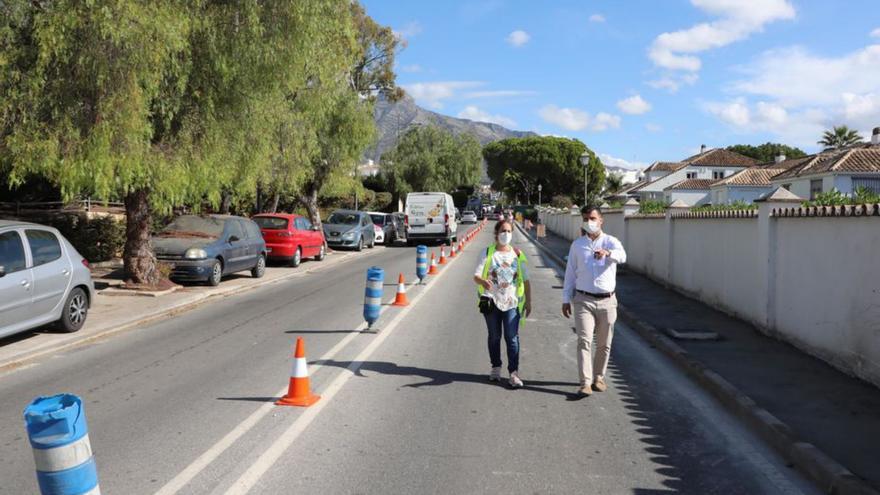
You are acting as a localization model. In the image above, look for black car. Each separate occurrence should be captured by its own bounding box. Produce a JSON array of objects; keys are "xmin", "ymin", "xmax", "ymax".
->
[{"xmin": 152, "ymin": 215, "xmax": 267, "ymax": 286}]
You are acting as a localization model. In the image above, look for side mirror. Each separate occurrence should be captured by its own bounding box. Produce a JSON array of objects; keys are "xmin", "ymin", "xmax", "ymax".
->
[
  {"xmin": 0, "ymin": 266, "xmax": 5, "ymax": 278},
  {"xmin": 228, "ymin": 235, "xmax": 240, "ymax": 243}
]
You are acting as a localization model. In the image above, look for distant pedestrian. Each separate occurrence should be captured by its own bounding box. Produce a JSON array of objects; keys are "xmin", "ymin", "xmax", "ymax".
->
[
  {"xmin": 562, "ymin": 206, "xmax": 626, "ymax": 397},
  {"xmin": 473, "ymin": 219, "xmax": 532, "ymax": 388}
]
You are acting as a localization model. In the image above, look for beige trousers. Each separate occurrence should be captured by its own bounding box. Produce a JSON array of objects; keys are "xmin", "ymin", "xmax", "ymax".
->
[{"xmin": 573, "ymin": 292, "xmax": 618, "ymax": 386}]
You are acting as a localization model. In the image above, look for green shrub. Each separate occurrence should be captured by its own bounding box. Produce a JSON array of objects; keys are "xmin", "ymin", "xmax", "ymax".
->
[
  {"xmin": 638, "ymin": 200, "xmax": 667, "ymax": 214},
  {"xmin": 47, "ymin": 214, "xmax": 125, "ymax": 263},
  {"xmin": 803, "ymin": 187, "xmax": 880, "ymax": 207},
  {"xmin": 550, "ymin": 195, "xmax": 573, "ymax": 209},
  {"xmin": 692, "ymin": 201, "xmax": 757, "ymax": 212}
]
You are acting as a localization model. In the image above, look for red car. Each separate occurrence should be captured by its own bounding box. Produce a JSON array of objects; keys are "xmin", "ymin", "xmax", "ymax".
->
[{"xmin": 252, "ymin": 214, "xmax": 326, "ymax": 267}]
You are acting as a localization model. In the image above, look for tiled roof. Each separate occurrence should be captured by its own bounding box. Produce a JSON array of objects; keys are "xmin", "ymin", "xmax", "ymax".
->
[
  {"xmin": 772, "ymin": 148, "xmax": 880, "ymax": 181},
  {"xmin": 665, "ymin": 179, "xmax": 716, "ymax": 191},
  {"xmin": 682, "ymin": 148, "xmax": 760, "ymax": 167},
  {"xmin": 712, "ymin": 167, "xmax": 786, "ymax": 187},
  {"xmin": 644, "ymin": 161, "xmax": 687, "ymax": 173},
  {"xmin": 620, "ymin": 179, "xmax": 650, "ymax": 193}
]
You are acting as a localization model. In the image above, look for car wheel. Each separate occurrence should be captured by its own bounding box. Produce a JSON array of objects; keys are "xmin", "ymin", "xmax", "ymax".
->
[
  {"xmin": 356, "ymin": 237, "xmax": 364, "ymax": 252},
  {"xmin": 58, "ymin": 287, "xmax": 88, "ymax": 333},
  {"xmin": 208, "ymin": 259, "xmax": 223, "ymax": 286},
  {"xmin": 252, "ymin": 254, "xmax": 266, "ymax": 278},
  {"xmin": 315, "ymin": 244, "xmax": 326, "ymax": 261},
  {"xmin": 369, "ymin": 236, "xmax": 375, "ymax": 249},
  {"xmin": 290, "ymin": 248, "xmax": 302, "ymax": 268}
]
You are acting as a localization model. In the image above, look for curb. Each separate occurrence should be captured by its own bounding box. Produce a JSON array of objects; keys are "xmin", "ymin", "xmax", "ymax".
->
[
  {"xmin": 515, "ymin": 222, "xmax": 878, "ymax": 495},
  {"xmin": 0, "ymin": 250, "xmax": 368, "ymax": 374}
]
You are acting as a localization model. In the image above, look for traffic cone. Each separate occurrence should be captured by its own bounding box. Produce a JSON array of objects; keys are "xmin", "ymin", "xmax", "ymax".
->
[
  {"xmin": 449, "ymin": 243, "xmax": 457, "ymax": 258},
  {"xmin": 428, "ymin": 252, "xmax": 439, "ymax": 274},
  {"xmin": 439, "ymin": 246, "xmax": 447, "ymax": 265},
  {"xmin": 392, "ymin": 273, "xmax": 409, "ymax": 306},
  {"xmin": 276, "ymin": 337, "xmax": 320, "ymax": 407}
]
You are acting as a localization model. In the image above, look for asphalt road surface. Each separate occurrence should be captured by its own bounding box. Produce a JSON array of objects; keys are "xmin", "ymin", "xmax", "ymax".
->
[{"xmin": 0, "ymin": 223, "xmax": 819, "ymax": 494}]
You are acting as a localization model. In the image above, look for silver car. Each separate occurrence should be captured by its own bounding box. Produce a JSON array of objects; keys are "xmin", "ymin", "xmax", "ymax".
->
[{"xmin": 0, "ymin": 220, "xmax": 96, "ymax": 339}]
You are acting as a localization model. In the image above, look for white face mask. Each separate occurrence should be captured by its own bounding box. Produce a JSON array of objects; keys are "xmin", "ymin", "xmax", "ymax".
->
[
  {"xmin": 584, "ymin": 220, "xmax": 600, "ymax": 235},
  {"xmin": 498, "ymin": 232, "xmax": 512, "ymax": 246}
]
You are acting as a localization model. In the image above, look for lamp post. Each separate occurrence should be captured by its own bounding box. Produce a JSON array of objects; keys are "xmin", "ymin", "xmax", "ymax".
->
[
  {"xmin": 537, "ymin": 184, "xmax": 542, "ymax": 206},
  {"xmin": 579, "ymin": 151, "xmax": 590, "ymax": 207}
]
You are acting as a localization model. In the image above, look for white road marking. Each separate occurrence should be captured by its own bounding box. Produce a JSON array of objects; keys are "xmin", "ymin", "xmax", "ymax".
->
[
  {"xmin": 154, "ymin": 244, "xmax": 467, "ymax": 495},
  {"xmin": 223, "ymin": 244, "xmax": 462, "ymax": 494}
]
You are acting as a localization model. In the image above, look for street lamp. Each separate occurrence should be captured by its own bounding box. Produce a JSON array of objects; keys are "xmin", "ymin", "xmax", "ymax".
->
[
  {"xmin": 537, "ymin": 184, "xmax": 542, "ymax": 206},
  {"xmin": 579, "ymin": 151, "xmax": 590, "ymax": 207}
]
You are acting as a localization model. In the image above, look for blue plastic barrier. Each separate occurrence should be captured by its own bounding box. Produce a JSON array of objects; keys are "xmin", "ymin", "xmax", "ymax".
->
[
  {"xmin": 415, "ymin": 245, "xmax": 428, "ymax": 283},
  {"xmin": 363, "ymin": 266, "xmax": 384, "ymax": 329},
  {"xmin": 23, "ymin": 394, "xmax": 100, "ymax": 495}
]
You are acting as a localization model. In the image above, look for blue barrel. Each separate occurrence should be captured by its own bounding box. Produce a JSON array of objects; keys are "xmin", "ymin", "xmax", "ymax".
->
[
  {"xmin": 23, "ymin": 394, "xmax": 100, "ymax": 495},
  {"xmin": 364, "ymin": 267, "xmax": 384, "ymax": 328},
  {"xmin": 415, "ymin": 245, "xmax": 428, "ymax": 282}
]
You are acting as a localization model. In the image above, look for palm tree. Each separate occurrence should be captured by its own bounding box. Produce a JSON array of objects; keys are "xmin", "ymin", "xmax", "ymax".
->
[
  {"xmin": 604, "ymin": 173, "xmax": 624, "ymax": 195},
  {"xmin": 818, "ymin": 126, "xmax": 863, "ymax": 150}
]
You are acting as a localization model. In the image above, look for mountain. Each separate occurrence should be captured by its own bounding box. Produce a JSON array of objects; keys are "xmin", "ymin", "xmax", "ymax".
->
[{"xmin": 367, "ymin": 93, "xmax": 536, "ymax": 163}]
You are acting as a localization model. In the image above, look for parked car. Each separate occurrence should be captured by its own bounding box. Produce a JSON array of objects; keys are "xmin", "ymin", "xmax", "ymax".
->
[
  {"xmin": 404, "ymin": 192, "xmax": 458, "ymax": 246},
  {"xmin": 368, "ymin": 212, "xmax": 396, "ymax": 245},
  {"xmin": 461, "ymin": 210, "xmax": 478, "ymax": 224},
  {"xmin": 152, "ymin": 215, "xmax": 267, "ymax": 286},
  {"xmin": 252, "ymin": 214, "xmax": 325, "ymax": 267},
  {"xmin": 0, "ymin": 220, "xmax": 96, "ymax": 339},
  {"xmin": 323, "ymin": 210, "xmax": 375, "ymax": 251}
]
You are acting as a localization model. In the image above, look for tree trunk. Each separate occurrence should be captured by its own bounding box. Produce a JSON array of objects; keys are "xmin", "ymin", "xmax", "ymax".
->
[
  {"xmin": 220, "ymin": 191, "xmax": 232, "ymax": 214},
  {"xmin": 255, "ymin": 186, "xmax": 263, "ymax": 214},
  {"xmin": 300, "ymin": 185, "xmax": 321, "ymax": 230},
  {"xmin": 123, "ymin": 188, "xmax": 161, "ymax": 286},
  {"xmin": 270, "ymin": 192, "xmax": 280, "ymax": 213}
]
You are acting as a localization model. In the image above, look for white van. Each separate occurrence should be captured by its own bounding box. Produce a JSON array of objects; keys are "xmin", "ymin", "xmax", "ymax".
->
[{"xmin": 404, "ymin": 192, "xmax": 458, "ymax": 246}]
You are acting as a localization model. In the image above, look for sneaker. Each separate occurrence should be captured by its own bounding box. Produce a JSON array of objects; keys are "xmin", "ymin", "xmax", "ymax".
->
[
  {"xmin": 592, "ymin": 377, "xmax": 608, "ymax": 392},
  {"xmin": 489, "ymin": 367, "xmax": 502, "ymax": 382},
  {"xmin": 509, "ymin": 371, "xmax": 524, "ymax": 388},
  {"xmin": 576, "ymin": 385, "xmax": 593, "ymax": 396}
]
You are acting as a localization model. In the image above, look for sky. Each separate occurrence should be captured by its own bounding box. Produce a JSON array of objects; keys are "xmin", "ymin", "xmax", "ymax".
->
[{"xmin": 362, "ymin": 0, "xmax": 880, "ymax": 170}]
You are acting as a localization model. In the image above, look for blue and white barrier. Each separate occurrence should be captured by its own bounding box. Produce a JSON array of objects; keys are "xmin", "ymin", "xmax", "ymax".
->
[
  {"xmin": 363, "ymin": 266, "xmax": 384, "ymax": 329},
  {"xmin": 415, "ymin": 245, "xmax": 427, "ymax": 283},
  {"xmin": 23, "ymin": 394, "xmax": 100, "ymax": 495}
]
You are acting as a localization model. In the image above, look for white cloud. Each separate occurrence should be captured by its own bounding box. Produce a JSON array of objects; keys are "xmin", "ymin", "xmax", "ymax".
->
[
  {"xmin": 402, "ymin": 81, "xmax": 484, "ymax": 109},
  {"xmin": 393, "ymin": 21, "xmax": 423, "ymax": 40},
  {"xmin": 645, "ymin": 123, "xmax": 663, "ymax": 132},
  {"xmin": 599, "ymin": 153, "xmax": 647, "ymax": 171},
  {"xmin": 617, "ymin": 94, "xmax": 652, "ymax": 115},
  {"xmin": 462, "ymin": 90, "xmax": 538, "ymax": 99},
  {"xmin": 871, "ymin": 28, "xmax": 880, "ymax": 38},
  {"xmin": 648, "ymin": 0, "xmax": 795, "ymax": 72},
  {"xmin": 589, "ymin": 14, "xmax": 606, "ymax": 23},
  {"xmin": 399, "ymin": 64, "xmax": 423, "ymax": 73},
  {"xmin": 457, "ymin": 106, "xmax": 517, "ymax": 128},
  {"xmin": 538, "ymin": 105, "xmax": 620, "ymax": 132},
  {"xmin": 702, "ymin": 98, "xmax": 828, "ymax": 147},
  {"xmin": 647, "ymin": 73, "xmax": 698, "ymax": 93},
  {"xmin": 506, "ymin": 30, "xmax": 531, "ymax": 47}
]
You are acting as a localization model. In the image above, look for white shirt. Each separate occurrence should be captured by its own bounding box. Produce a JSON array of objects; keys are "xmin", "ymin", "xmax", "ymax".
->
[
  {"xmin": 562, "ymin": 232, "xmax": 626, "ymax": 304},
  {"xmin": 475, "ymin": 247, "xmax": 529, "ymax": 312}
]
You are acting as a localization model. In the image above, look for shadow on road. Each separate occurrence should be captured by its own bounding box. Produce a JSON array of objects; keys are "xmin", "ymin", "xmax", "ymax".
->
[{"xmin": 314, "ymin": 359, "xmax": 579, "ymax": 398}]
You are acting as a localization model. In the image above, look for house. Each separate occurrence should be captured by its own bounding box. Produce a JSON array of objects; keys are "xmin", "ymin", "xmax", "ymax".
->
[
  {"xmin": 709, "ymin": 154, "xmax": 812, "ymax": 205},
  {"xmin": 663, "ymin": 179, "xmax": 714, "ymax": 205},
  {"xmin": 770, "ymin": 129, "xmax": 880, "ymax": 199},
  {"xmin": 631, "ymin": 146, "xmax": 759, "ymax": 204}
]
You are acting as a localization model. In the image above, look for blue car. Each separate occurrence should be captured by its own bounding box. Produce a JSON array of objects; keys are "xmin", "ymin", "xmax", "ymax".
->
[
  {"xmin": 152, "ymin": 215, "xmax": 267, "ymax": 286},
  {"xmin": 322, "ymin": 210, "xmax": 376, "ymax": 251}
]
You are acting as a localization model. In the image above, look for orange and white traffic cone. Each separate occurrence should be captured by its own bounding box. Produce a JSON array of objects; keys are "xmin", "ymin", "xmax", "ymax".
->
[
  {"xmin": 428, "ymin": 252, "xmax": 439, "ymax": 275},
  {"xmin": 449, "ymin": 243, "xmax": 456, "ymax": 258},
  {"xmin": 392, "ymin": 273, "xmax": 409, "ymax": 306},
  {"xmin": 439, "ymin": 246, "xmax": 447, "ymax": 265},
  {"xmin": 276, "ymin": 337, "xmax": 320, "ymax": 407}
]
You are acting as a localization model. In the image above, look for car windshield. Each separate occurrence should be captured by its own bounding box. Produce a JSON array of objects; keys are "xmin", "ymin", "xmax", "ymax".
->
[
  {"xmin": 157, "ymin": 216, "xmax": 224, "ymax": 239},
  {"xmin": 370, "ymin": 214, "xmax": 386, "ymax": 225},
  {"xmin": 326, "ymin": 212, "xmax": 359, "ymax": 225},
  {"xmin": 253, "ymin": 216, "xmax": 289, "ymax": 230}
]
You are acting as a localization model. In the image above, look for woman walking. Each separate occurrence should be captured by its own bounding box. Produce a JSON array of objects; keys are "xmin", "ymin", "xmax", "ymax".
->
[{"xmin": 473, "ymin": 220, "xmax": 532, "ymax": 388}]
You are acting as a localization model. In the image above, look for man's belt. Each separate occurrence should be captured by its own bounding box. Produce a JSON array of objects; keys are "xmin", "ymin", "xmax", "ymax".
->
[{"xmin": 576, "ymin": 289, "xmax": 614, "ymax": 299}]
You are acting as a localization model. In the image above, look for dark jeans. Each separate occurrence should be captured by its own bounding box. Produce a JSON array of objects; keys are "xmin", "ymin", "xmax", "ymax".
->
[{"xmin": 484, "ymin": 306, "xmax": 521, "ymax": 373}]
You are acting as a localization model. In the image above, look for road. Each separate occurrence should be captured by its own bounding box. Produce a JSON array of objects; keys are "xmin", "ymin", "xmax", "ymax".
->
[{"xmin": 0, "ymin": 223, "xmax": 819, "ymax": 494}]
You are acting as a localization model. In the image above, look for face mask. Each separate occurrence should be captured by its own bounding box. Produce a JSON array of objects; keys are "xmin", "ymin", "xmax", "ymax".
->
[
  {"xmin": 584, "ymin": 221, "xmax": 600, "ymax": 235},
  {"xmin": 498, "ymin": 232, "xmax": 512, "ymax": 246}
]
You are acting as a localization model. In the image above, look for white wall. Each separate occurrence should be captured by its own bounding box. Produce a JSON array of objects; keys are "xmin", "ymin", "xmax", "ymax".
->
[
  {"xmin": 538, "ymin": 205, "xmax": 880, "ymax": 387},
  {"xmin": 663, "ymin": 190, "xmax": 710, "ymax": 206}
]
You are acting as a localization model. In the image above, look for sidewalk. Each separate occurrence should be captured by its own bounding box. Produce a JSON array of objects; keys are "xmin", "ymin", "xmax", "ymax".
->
[{"xmin": 519, "ymin": 224, "xmax": 880, "ymax": 494}]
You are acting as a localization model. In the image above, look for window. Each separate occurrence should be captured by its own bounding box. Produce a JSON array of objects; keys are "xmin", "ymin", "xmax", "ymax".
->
[
  {"xmin": 810, "ymin": 179, "xmax": 823, "ymax": 200},
  {"xmin": 25, "ymin": 230, "xmax": 62, "ymax": 267},
  {"xmin": 713, "ymin": 171, "xmax": 725, "ymax": 179},
  {"xmin": 244, "ymin": 220, "xmax": 262, "ymax": 239},
  {"xmin": 686, "ymin": 172, "xmax": 697, "ymax": 179},
  {"xmin": 252, "ymin": 216, "xmax": 288, "ymax": 230},
  {"xmin": 301, "ymin": 218, "xmax": 313, "ymax": 230},
  {"xmin": 294, "ymin": 218, "xmax": 306, "ymax": 230},
  {"xmin": 0, "ymin": 231, "xmax": 27, "ymax": 273},
  {"xmin": 226, "ymin": 220, "xmax": 245, "ymax": 240},
  {"xmin": 852, "ymin": 177, "xmax": 880, "ymax": 194},
  {"xmin": 362, "ymin": 216, "xmax": 370, "ymax": 227}
]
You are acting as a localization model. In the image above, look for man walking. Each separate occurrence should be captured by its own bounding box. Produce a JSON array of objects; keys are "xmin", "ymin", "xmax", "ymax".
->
[{"xmin": 562, "ymin": 206, "xmax": 626, "ymax": 397}]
